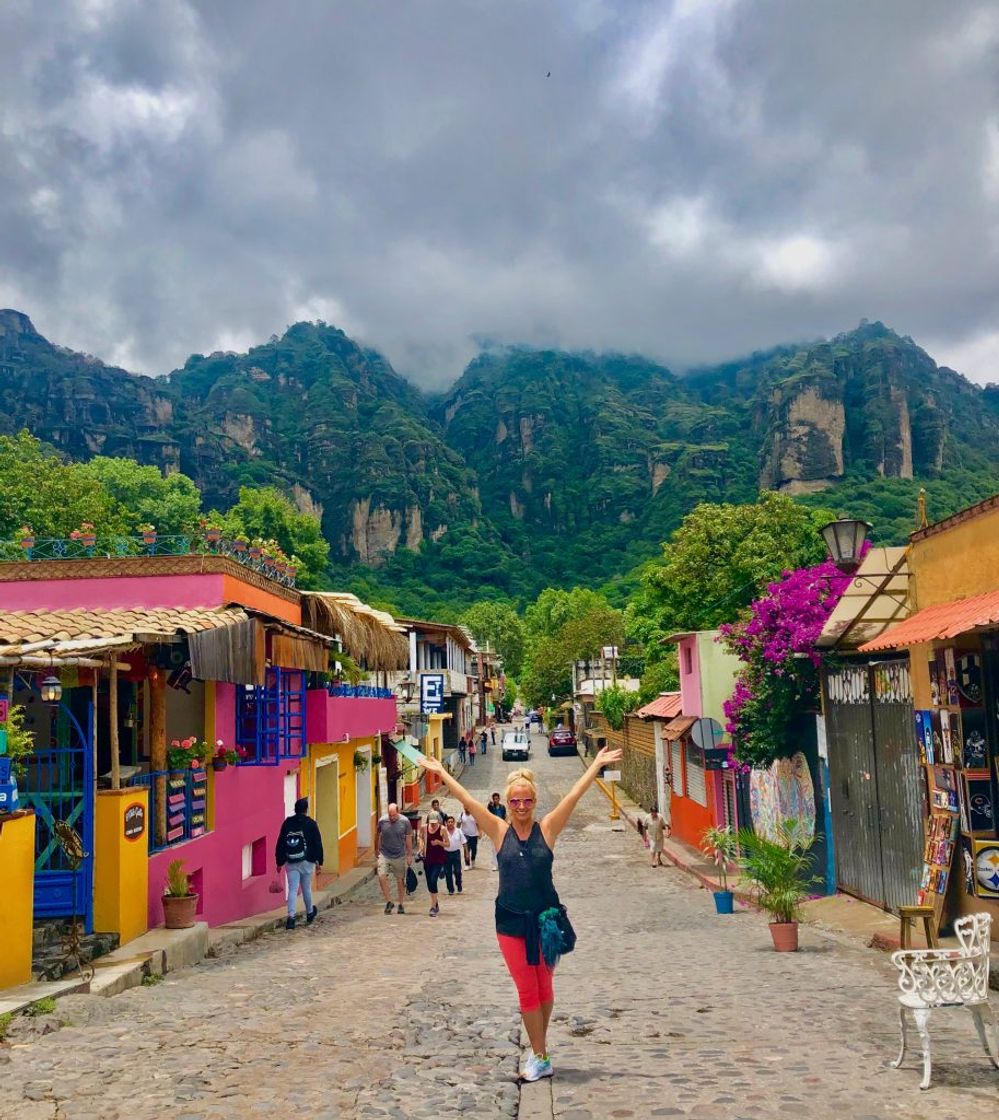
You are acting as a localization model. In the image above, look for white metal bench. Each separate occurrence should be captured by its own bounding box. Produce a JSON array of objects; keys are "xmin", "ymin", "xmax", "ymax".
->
[{"xmin": 891, "ymin": 912, "xmax": 999, "ymax": 1089}]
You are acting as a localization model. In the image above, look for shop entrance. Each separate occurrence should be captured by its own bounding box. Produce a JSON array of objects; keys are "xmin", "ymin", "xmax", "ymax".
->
[
  {"xmin": 824, "ymin": 660, "xmax": 924, "ymax": 912},
  {"xmin": 314, "ymin": 757, "xmax": 339, "ymax": 875},
  {"xmin": 355, "ymin": 746, "xmax": 372, "ymax": 849}
]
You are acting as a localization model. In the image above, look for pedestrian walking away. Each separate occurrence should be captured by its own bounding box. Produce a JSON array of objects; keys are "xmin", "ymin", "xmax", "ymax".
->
[
  {"xmin": 422, "ymin": 816, "xmax": 449, "ymax": 915},
  {"xmin": 490, "ymin": 725, "xmax": 496, "ymax": 746},
  {"xmin": 468, "ymin": 736, "xmax": 477, "ymax": 767},
  {"xmin": 645, "ymin": 805, "xmax": 670, "ymax": 867},
  {"xmin": 487, "ymin": 792, "xmax": 507, "ymax": 871},
  {"xmin": 376, "ymin": 802, "xmax": 413, "ymax": 915},
  {"xmin": 443, "ymin": 815, "xmax": 466, "ymax": 894},
  {"xmin": 418, "ymin": 744, "xmax": 623, "ymax": 1082},
  {"xmin": 458, "ymin": 734, "xmax": 468, "ymax": 764},
  {"xmin": 479, "ymin": 728, "xmax": 488, "ymax": 756},
  {"xmin": 275, "ymin": 796, "xmax": 324, "ymax": 930},
  {"xmin": 459, "ymin": 806, "xmax": 480, "ymax": 867}
]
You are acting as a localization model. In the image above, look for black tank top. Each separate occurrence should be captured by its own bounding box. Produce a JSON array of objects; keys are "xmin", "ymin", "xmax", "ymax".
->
[{"xmin": 495, "ymin": 822, "xmax": 559, "ymax": 939}]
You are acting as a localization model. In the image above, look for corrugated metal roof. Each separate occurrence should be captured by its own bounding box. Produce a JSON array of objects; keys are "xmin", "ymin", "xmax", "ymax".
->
[
  {"xmin": 636, "ymin": 692, "xmax": 682, "ymax": 720},
  {"xmin": 858, "ymin": 588, "xmax": 999, "ymax": 652}
]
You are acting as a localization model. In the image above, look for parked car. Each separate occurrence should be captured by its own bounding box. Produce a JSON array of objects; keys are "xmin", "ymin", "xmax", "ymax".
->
[
  {"xmin": 547, "ymin": 729, "xmax": 577, "ymax": 757},
  {"xmin": 502, "ymin": 731, "xmax": 531, "ymax": 762}
]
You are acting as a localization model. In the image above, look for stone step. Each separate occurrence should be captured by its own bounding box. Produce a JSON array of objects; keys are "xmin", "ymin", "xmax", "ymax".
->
[{"xmin": 31, "ymin": 930, "xmax": 120, "ymax": 982}]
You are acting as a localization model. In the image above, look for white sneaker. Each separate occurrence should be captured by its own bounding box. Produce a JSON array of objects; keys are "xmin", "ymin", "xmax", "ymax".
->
[{"xmin": 521, "ymin": 1054, "xmax": 553, "ymax": 1082}]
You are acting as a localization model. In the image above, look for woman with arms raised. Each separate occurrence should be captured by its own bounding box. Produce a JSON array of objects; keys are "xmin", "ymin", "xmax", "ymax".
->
[{"xmin": 418, "ymin": 745, "xmax": 622, "ymax": 1082}]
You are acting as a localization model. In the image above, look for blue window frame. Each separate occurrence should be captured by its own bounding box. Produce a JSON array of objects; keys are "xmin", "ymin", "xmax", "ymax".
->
[{"xmin": 236, "ymin": 668, "xmax": 306, "ymax": 764}]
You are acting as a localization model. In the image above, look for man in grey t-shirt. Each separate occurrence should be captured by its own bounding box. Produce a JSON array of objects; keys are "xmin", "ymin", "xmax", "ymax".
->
[{"xmin": 376, "ymin": 803, "xmax": 413, "ymax": 914}]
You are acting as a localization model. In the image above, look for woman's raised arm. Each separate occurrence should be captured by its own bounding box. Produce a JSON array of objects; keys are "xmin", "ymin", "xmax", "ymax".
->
[
  {"xmin": 540, "ymin": 745, "xmax": 622, "ymax": 848},
  {"xmin": 417, "ymin": 755, "xmax": 506, "ymax": 845}
]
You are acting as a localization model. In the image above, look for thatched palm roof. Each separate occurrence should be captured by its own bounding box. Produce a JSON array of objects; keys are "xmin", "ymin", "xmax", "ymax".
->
[{"xmin": 300, "ymin": 592, "xmax": 408, "ymax": 670}]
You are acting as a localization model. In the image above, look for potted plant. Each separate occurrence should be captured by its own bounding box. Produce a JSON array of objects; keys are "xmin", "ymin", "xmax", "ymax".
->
[
  {"xmin": 137, "ymin": 522, "xmax": 157, "ymax": 546},
  {"xmin": 233, "ymin": 537, "xmax": 247, "ymax": 553},
  {"xmin": 166, "ymin": 737, "xmax": 211, "ymax": 770},
  {"xmin": 702, "ymin": 825, "xmax": 738, "ymax": 914},
  {"xmin": 18, "ymin": 525, "xmax": 34, "ymax": 551},
  {"xmin": 203, "ymin": 523, "xmax": 222, "ymax": 545},
  {"xmin": 737, "ymin": 823, "xmax": 820, "ymax": 952},
  {"xmin": 78, "ymin": 521, "xmax": 96, "ymax": 548},
  {"xmin": 248, "ymin": 539, "xmax": 263, "ymax": 560},
  {"xmin": 162, "ymin": 859, "xmax": 198, "ymax": 928},
  {"xmin": 353, "ymin": 749, "xmax": 370, "ymax": 772},
  {"xmin": 211, "ymin": 742, "xmax": 239, "ymax": 771}
]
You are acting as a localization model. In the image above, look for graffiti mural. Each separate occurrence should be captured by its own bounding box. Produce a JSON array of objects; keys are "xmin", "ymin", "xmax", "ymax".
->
[{"xmin": 749, "ymin": 752, "xmax": 816, "ymax": 843}]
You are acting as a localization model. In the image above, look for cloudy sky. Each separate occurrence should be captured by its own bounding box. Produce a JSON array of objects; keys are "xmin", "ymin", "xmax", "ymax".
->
[{"xmin": 3, "ymin": 0, "xmax": 999, "ymax": 388}]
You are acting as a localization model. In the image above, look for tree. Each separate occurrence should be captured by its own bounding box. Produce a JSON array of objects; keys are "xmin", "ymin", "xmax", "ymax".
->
[
  {"xmin": 0, "ymin": 431, "xmax": 122, "ymax": 541},
  {"xmin": 76, "ymin": 457, "xmax": 202, "ymax": 535},
  {"xmin": 519, "ymin": 591, "xmax": 624, "ymax": 709},
  {"xmin": 642, "ymin": 493, "xmax": 833, "ymax": 633},
  {"xmin": 596, "ymin": 684, "xmax": 639, "ymax": 730},
  {"xmin": 523, "ymin": 587, "xmax": 610, "ymax": 645},
  {"xmin": 460, "ymin": 600, "xmax": 525, "ymax": 676},
  {"xmin": 215, "ymin": 486, "xmax": 330, "ymax": 588}
]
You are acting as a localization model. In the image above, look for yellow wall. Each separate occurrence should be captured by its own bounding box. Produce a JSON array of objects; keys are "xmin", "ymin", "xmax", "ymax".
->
[
  {"xmin": 94, "ymin": 788, "xmax": 150, "ymax": 945},
  {"xmin": 303, "ymin": 738, "xmax": 378, "ymax": 874},
  {"xmin": 910, "ymin": 503, "xmax": 999, "ymax": 608},
  {"xmin": 0, "ymin": 811, "xmax": 34, "ymax": 988}
]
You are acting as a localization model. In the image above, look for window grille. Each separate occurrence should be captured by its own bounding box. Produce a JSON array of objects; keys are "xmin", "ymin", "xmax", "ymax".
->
[{"xmin": 237, "ymin": 668, "xmax": 307, "ymax": 764}]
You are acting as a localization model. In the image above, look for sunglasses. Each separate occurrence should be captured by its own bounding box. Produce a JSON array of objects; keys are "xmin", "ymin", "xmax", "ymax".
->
[{"xmin": 509, "ymin": 797, "xmax": 535, "ymax": 808}]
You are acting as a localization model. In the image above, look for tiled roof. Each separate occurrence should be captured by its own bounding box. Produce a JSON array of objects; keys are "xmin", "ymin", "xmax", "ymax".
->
[
  {"xmin": 663, "ymin": 715, "xmax": 697, "ymax": 741},
  {"xmin": 636, "ymin": 692, "xmax": 682, "ymax": 720},
  {"xmin": 0, "ymin": 606, "xmax": 249, "ymax": 655},
  {"xmin": 858, "ymin": 589, "xmax": 999, "ymax": 652}
]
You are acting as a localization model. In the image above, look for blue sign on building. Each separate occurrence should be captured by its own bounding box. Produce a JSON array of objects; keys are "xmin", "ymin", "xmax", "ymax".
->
[{"xmin": 420, "ymin": 673, "xmax": 445, "ymax": 714}]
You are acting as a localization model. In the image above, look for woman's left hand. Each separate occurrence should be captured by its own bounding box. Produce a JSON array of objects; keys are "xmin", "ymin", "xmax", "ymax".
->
[{"xmin": 595, "ymin": 746, "xmax": 623, "ymax": 767}]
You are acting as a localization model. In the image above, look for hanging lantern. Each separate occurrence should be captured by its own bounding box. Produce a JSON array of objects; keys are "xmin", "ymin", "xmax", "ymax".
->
[
  {"xmin": 40, "ymin": 674, "xmax": 62, "ymax": 705},
  {"xmin": 819, "ymin": 518, "xmax": 872, "ymax": 574}
]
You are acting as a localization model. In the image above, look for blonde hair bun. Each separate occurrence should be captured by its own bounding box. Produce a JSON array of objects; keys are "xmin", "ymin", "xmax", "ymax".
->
[{"xmin": 505, "ymin": 768, "xmax": 538, "ymax": 796}]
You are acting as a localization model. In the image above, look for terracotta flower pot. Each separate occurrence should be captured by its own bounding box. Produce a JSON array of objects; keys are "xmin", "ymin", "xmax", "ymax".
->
[
  {"xmin": 163, "ymin": 893, "xmax": 199, "ymax": 929},
  {"xmin": 211, "ymin": 758, "xmax": 227, "ymax": 772},
  {"xmin": 142, "ymin": 532, "xmax": 157, "ymax": 545},
  {"xmin": 769, "ymin": 920, "xmax": 799, "ymax": 952},
  {"xmin": 205, "ymin": 528, "xmax": 221, "ymax": 544},
  {"xmin": 81, "ymin": 534, "xmax": 96, "ymax": 548}
]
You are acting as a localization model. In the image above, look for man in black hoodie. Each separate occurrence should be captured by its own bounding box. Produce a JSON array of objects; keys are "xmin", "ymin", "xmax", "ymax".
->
[{"xmin": 276, "ymin": 797, "xmax": 324, "ymax": 930}]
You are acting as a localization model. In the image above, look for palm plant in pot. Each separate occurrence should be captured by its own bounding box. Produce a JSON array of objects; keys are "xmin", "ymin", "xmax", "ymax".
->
[
  {"xmin": 701, "ymin": 825, "xmax": 738, "ymax": 914},
  {"xmin": 162, "ymin": 859, "xmax": 199, "ymax": 929},
  {"xmin": 737, "ymin": 822, "xmax": 820, "ymax": 952}
]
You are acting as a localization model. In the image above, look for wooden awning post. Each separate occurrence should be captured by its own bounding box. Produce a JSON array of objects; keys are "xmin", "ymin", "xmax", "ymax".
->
[
  {"xmin": 149, "ymin": 669, "xmax": 167, "ymax": 846},
  {"xmin": 109, "ymin": 660, "xmax": 121, "ymax": 791}
]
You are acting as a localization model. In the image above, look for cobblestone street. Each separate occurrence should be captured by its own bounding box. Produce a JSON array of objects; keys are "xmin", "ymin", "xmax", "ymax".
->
[{"xmin": 5, "ymin": 731, "xmax": 999, "ymax": 1119}]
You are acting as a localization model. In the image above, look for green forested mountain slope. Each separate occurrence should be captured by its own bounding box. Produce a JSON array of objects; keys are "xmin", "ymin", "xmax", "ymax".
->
[{"xmin": 2, "ymin": 307, "xmax": 998, "ymax": 607}]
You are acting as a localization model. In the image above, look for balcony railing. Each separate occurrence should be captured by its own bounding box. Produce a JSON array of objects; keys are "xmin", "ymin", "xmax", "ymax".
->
[
  {"xmin": 126, "ymin": 767, "xmax": 209, "ymax": 853},
  {"xmin": 326, "ymin": 683, "xmax": 394, "ymax": 700},
  {"xmin": 1, "ymin": 534, "xmax": 298, "ymax": 587}
]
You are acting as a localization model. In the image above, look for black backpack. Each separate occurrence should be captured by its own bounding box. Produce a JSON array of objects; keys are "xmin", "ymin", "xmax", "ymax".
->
[{"xmin": 284, "ymin": 826, "xmax": 307, "ymax": 863}]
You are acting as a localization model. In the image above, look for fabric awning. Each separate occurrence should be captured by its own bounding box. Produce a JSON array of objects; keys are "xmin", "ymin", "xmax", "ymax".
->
[
  {"xmin": 636, "ymin": 692, "xmax": 682, "ymax": 720},
  {"xmin": 858, "ymin": 588, "xmax": 999, "ymax": 652},
  {"xmin": 662, "ymin": 715, "xmax": 696, "ymax": 741}
]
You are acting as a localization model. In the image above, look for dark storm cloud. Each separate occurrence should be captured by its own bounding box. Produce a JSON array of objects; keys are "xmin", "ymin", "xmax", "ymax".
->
[{"xmin": 2, "ymin": 0, "xmax": 999, "ymax": 386}]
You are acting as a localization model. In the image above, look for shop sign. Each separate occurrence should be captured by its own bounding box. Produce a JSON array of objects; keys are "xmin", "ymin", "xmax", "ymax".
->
[
  {"xmin": 420, "ymin": 673, "xmax": 445, "ymax": 714},
  {"xmin": 124, "ymin": 802, "xmax": 146, "ymax": 841}
]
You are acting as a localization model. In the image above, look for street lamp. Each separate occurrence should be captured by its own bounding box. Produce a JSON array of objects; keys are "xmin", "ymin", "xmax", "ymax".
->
[
  {"xmin": 820, "ymin": 518, "xmax": 872, "ymax": 574},
  {"xmin": 398, "ymin": 673, "xmax": 416, "ymax": 705}
]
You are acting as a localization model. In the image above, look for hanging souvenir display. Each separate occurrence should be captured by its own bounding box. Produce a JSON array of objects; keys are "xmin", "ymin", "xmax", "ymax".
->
[
  {"xmin": 972, "ymin": 840, "xmax": 999, "ymax": 898},
  {"xmin": 960, "ymin": 709, "xmax": 989, "ymax": 770}
]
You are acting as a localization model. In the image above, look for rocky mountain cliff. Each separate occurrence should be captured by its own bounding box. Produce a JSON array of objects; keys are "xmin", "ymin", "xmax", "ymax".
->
[{"xmin": 1, "ymin": 310, "xmax": 998, "ymax": 596}]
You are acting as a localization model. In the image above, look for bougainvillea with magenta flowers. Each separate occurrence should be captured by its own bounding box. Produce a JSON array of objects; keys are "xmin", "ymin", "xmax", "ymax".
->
[{"xmin": 720, "ymin": 558, "xmax": 853, "ymax": 769}]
